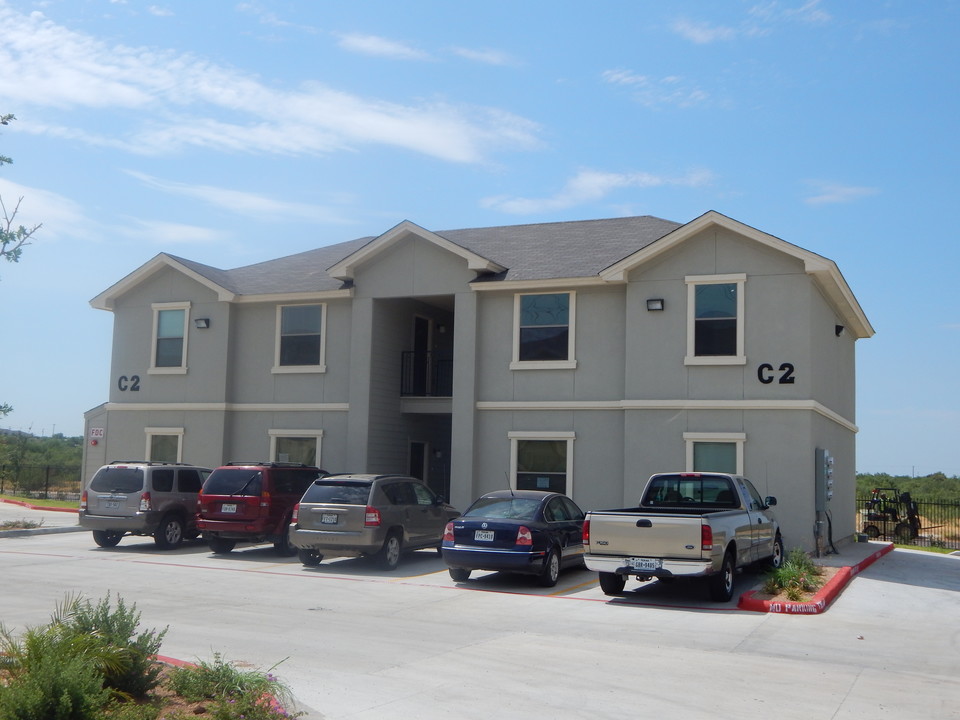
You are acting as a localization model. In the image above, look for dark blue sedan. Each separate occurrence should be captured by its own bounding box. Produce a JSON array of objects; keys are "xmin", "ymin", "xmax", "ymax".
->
[{"xmin": 441, "ymin": 490, "xmax": 586, "ymax": 587}]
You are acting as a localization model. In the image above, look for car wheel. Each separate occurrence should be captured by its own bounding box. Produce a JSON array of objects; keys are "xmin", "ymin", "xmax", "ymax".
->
[
  {"xmin": 154, "ymin": 515, "xmax": 184, "ymax": 550},
  {"xmin": 538, "ymin": 547, "xmax": 560, "ymax": 587},
  {"xmin": 376, "ymin": 532, "xmax": 402, "ymax": 570},
  {"xmin": 298, "ymin": 548, "xmax": 323, "ymax": 567},
  {"xmin": 448, "ymin": 567, "xmax": 471, "ymax": 582},
  {"xmin": 598, "ymin": 572, "xmax": 626, "ymax": 595},
  {"xmin": 273, "ymin": 526, "xmax": 297, "ymax": 557},
  {"xmin": 894, "ymin": 523, "xmax": 913, "ymax": 543},
  {"xmin": 708, "ymin": 551, "xmax": 736, "ymax": 602},
  {"xmin": 206, "ymin": 535, "xmax": 236, "ymax": 554},
  {"xmin": 863, "ymin": 525, "xmax": 880, "ymax": 539},
  {"xmin": 92, "ymin": 530, "xmax": 123, "ymax": 548},
  {"xmin": 767, "ymin": 533, "xmax": 784, "ymax": 570}
]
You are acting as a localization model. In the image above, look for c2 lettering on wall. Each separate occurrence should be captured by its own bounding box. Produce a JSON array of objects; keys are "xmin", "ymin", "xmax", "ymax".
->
[
  {"xmin": 757, "ymin": 363, "xmax": 795, "ymax": 385},
  {"xmin": 117, "ymin": 375, "xmax": 141, "ymax": 392}
]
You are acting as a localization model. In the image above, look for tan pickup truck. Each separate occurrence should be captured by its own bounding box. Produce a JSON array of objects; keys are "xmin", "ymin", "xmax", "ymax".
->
[{"xmin": 583, "ymin": 472, "xmax": 783, "ymax": 601}]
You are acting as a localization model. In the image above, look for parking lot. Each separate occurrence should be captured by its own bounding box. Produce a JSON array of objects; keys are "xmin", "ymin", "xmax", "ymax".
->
[{"xmin": 1, "ymin": 504, "xmax": 959, "ymax": 719}]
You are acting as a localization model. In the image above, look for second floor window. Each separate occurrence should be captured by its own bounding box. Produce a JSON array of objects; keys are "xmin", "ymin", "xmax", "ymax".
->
[
  {"xmin": 514, "ymin": 292, "xmax": 575, "ymax": 367},
  {"xmin": 277, "ymin": 304, "xmax": 325, "ymax": 369},
  {"xmin": 686, "ymin": 274, "xmax": 745, "ymax": 365},
  {"xmin": 151, "ymin": 302, "xmax": 189, "ymax": 372}
]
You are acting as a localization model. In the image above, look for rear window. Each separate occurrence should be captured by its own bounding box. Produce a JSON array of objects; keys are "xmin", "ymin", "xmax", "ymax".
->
[
  {"xmin": 642, "ymin": 475, "xmax": 738, "ymax": 508},
  {"xmin": 269, "ymin": 469, "xmax": 321, "ymax": 496},
  {"xmin": 203, "ymin": 469, "xmax": 263, "ymax": 497},
  {"xmin": 301, "ymin": 481, "xmax": 371, "ymax": 505},
  {"xmin": 463, "ymin": 496, "xmax": 541, "ymax": 521},
  {"xmin": 90, "ymin": 466, "xmax": 144, "ymax": 493}
]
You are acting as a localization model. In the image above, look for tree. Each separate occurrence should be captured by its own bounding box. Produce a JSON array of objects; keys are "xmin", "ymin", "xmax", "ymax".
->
[
  {"xmin": 1, "ymin": 113, "xmax": 42, "ymax": 419},
  {"xmin": 1, "ymin": 114, "xmax": 42, "ymax": 271}
]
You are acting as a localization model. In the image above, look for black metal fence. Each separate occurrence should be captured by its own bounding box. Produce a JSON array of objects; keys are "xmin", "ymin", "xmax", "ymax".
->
[
  {"xmin": 400, "ymin": 351, "xmax": 454, "ymax": 397},
  {"xmin": 856, "ymin": 496, "xmax": 960, "ymax": 549},
  {"xmin": 0, "ymin": 464, "xmax": 82, "ymax": 502}
]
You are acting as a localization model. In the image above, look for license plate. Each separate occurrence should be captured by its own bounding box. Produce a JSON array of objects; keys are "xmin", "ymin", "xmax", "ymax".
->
[
  {"xmin": 321, "ymin": 513, "xmax": 338, "ymax": 524},
  {"xmin": 104, "ymin": 501, "xmax": 120, "ymax": 509},
  {"xmin": 221, "ymin": 503, "xmax": 237, "ymax": 514},
  {"xmin": 474, "ymin": 530, "xmax": 495, "ymax": 542},
  {"xmin": 628, "ymin": 557, "xmax": 662, "ymax": 572}
]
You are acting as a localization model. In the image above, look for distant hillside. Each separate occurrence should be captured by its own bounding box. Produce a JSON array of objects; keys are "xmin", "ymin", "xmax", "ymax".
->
[{"xmin": 857, "ymin": 472, "xmax": 960, "ymax": 503}]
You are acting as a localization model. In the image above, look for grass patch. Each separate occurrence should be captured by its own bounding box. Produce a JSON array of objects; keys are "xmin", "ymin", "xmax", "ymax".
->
[
  {"xmin": 0, "ymin": 493, "xmax": 78, "ymax": 510},
  {"xmin": 0, "ymin": 518, "xmax": 44, "ymax": 530},
  {"xmin": 762, "ymin": 547, "xmax": 826, "ymax": 601},
  {"xmin": 893, "ymin": 543, "xmax": 955, "ymax": 554}
]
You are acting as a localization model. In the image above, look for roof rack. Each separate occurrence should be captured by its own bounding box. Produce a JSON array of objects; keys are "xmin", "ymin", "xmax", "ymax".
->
[
  {"xmin": 107, "ymin": 460, "xmax": 193, "ymax": 466},
  {"xmin": 223, "ymin": 462, "xmax": 319, "ymax": 468}
]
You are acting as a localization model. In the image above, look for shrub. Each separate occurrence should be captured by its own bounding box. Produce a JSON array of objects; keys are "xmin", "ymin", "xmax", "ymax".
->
[{"xmin": 762, "ymin": 547, "xmax": 825, "ymax": 600}]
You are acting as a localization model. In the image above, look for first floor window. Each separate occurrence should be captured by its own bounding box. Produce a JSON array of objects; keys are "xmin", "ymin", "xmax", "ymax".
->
[
  {"xmin": 277, "ymin": 304, "xmax": 325, "ymax": 368},
  {"xmin": 510, "ymin": 432, "xmax": 575, "ymax": 495},
  {"xmin": 684, "ymin": 432, "xmax": 744, "ymax": 475},
  {"xmin": 270, "ymin": 430, "xmax": 323, "ymax": 467},
  {"xmin": 146, "ymin": 428, "xmax": 183, "ymax": 463},
  {"xmin": 513, "ymin": 292, "xmax": 575, "ymax": 367}
]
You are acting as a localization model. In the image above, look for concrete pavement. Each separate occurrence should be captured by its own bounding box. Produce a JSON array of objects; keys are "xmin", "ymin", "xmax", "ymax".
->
[{"xmin": 0, "ymin": 498, "xmax": 83, "ymax": 535}]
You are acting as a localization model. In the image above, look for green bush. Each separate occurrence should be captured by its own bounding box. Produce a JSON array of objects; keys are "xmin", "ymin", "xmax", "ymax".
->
[{"xmin": 763, "ymin": 547, "xmax": 825, "ymax": 601}]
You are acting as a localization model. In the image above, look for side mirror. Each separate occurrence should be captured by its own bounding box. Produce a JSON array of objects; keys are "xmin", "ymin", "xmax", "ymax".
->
[{"xmin": 764, "ymin": 496, "xmax": 777, "ymax": 507}]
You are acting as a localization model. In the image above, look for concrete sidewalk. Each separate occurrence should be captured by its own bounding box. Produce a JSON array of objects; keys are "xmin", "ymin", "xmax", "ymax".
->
[{"xmin": 0, "ymin": 498, "xmax": 83, "ymax": 536}]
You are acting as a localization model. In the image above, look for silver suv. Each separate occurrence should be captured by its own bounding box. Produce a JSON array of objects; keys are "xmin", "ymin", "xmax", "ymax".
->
[
  {"xmin": 289, "ymin": 474, "xmax": 459, "ymax": 570},
  {"xmin": 79, "ymin": 461, "xmax": 212, "ymax": 550}
]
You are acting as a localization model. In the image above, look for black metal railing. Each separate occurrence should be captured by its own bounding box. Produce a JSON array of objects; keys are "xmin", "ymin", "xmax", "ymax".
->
[
  {"xmin": 0, "ymin": 464, "xmax": 82, "ymax": 501},
  {"xmin": 400, "ymin": 352, "xmax": 453, "ymax": 397},
  {"xmin": 855, "ymin": 496, "xmax": 960, "ymax": 549}
]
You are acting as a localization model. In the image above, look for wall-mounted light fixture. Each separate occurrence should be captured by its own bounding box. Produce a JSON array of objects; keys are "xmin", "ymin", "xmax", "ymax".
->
[
  {"xmin": 437, "ymin": 324, "xmax": 447, "ymax": 335},
  {"xmin": 646, "ymin": 298, "xmax": 665, "ymax": 312},
  {"xmin": 194, "ymin": 318, "xmax": 210, "ymax": 329},
  {"xmin": 835, "ymin": 325, "xmax": 844, "ymax": 337}
]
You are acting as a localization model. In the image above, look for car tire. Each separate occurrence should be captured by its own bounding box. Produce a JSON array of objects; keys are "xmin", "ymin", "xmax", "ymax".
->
[
  {"xmin": 376, "ymin": 532, "xmax": 402, "ymax": 570},
  {"xmin": 894, "ymin": 523, "xmax": 913, "ymax": 543},
  {"xmin": 92, "ymin": 530, "xmax": 123, "ymax": 548},
  {"xmin": 448, "ymin": 567, "xmax": 471, "ymax": 582},
  {"xmin": 273, "ymin": 525, "xmax": 297, "ymax": 557},
  {"xmin": 708, "ymin": 551, "xmax": 736, "ymax": 602},
  {"xmin": 598, "ymin": 572, "xmax": 626, "ymax": 595},
  {"xmin": 537, "ymin": 547, "xmax": 561, "ymax": 587},
  {"xmin": 766, "ymin": 533, "xmax": 784, "ymax": 570},
  {"xmin": 299, "ymin": 548, "xmax": 323, "ymax": 567},
  {"xmin": 154, "ymin": 515, "xmax": 184, "ymax": 550},
  {"xmin": 206, "ymin": 535, "xmax": 236, "ymax": 554},
  {"xmin": 864, "ymin": 525, "xmax": 880, "ymax": 539}
]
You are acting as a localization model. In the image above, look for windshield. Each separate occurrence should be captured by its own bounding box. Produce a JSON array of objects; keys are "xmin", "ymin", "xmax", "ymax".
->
[
  {"xmin": 463, "ymin": 496, "xmax": 541, "ymax": 521},
  {"xmin": 89, "ymin": 467, "xmax": 144, "ymax": 493},
  {"xmin": 203, "ymin": 469, "xmax": 263, "ymax": 496}
]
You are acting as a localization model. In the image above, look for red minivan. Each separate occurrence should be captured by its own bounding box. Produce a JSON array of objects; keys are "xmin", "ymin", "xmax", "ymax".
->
[{"xmin": 197, "ymin": 462, "xmax": 326, "ymax": 555}]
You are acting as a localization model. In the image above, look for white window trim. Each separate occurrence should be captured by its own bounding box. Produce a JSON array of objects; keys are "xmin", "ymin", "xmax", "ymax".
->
[
  {"xmin": 269, "ymin": 429, "xmax": 324, "ymax": 465},
  {"xmin": 684, "ymin": 274, "xmax": 746, "ymax": 366},
  {"xmin": 508, "ymin": 430, "xmax": 576, "ymax": 496},
  {"xmin": 683, "ymin": 432, "xmax": 745, "ymax": 475},
  {"xmin": 149, "ymin": 302, "xmax": 190, "ymax": 375},
  {"xmin": 510, "ymin": 291, "xmax": 578, "ymax": 370},
  {"xmin": 145, "ymin": 427, "xmax": 184, "ymax": 463},
  {"xmin": 273, "ymin": 304, "xmax": 328, "ymax": 374}
]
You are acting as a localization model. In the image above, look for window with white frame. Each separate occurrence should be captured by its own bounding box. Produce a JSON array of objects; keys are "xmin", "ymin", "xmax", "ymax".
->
[
  {"xmin": 684, "ymin": 432, "xmax": 745, "ymax": 475},
  {"xmin": 269, "ymin": 430, "xmax": 323, "ymax": 467},
  {"xmin": 511, "ymin": 291, "xmax": 576, "ymax": 369},
  {"xmin": 146, "ymin": 428, "xmax": 183, "ymax": 463},
  {"xmin": 509, "ymin": 431, "xmax": 575, "ymax": 495},
  {"xmin": 274, "ymin": 304, "xmax": 326, "ymax": 373},
  {"xmin": 685, "ymin": 274, "xmax": 746, "ymax": 365},
  {"xmin": 151, "ymin": 302, "xmax": 190, "ymax": 373}
]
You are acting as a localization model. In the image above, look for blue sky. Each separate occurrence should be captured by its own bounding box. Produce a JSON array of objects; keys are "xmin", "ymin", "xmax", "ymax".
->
[{"xmin": 0, "ymin": 0, "xmax": 957, "ymax": 476}]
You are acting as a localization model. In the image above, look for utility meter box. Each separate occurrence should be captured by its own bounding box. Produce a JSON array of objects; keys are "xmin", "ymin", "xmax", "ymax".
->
[{"xmin": 815, "ymin": 447, "xmax": 834, "ymax": 512}]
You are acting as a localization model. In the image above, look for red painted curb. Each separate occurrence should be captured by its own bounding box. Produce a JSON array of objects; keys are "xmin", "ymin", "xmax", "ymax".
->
[
  {"xmin": 0, "ymin": 498, "xmax": 78, "ymax": 513},
  {"xmin": 738, "ymin": 542, "xmax": 894, "ymax": 614}
]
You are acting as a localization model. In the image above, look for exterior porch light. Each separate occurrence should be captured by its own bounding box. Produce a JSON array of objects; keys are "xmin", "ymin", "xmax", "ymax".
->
[
  {"xmin": 646, "ymin": 298, "xmax": 665, "ymax": 311},
  {"xmin": 194, "ymin": 318, "xmax": 211, "ymax": 329}
]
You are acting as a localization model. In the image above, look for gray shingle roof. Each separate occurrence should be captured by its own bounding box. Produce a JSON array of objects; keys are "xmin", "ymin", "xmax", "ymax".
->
[{"xmin": 169, "ymin": 215, "xmax": 682, "ymax": 296}]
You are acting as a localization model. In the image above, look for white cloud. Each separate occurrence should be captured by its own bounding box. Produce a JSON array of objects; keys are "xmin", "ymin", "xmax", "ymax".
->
[
  {"xmin": 672, "ymin": 18, "xmax": 737, "ymax": 44},
  {"xmin": 147, "ymin": 6, "xmax": 173, "ymax": 17},
  {"xmin": 804, "ymin": 181, "xmax": 879, "ymax": 206},
  {"xmin": 117, "ymin": 218, "xmax": 226, "ymax": 245},
  {"xmin": 125, "ymin": 171, "xmax": 351, "ymax": 223},
  {"xmin": 450, "ymin": 46, "xmax": 517, "ymax": 66},
  {"xmin": 482, "ymin": 168, "xmax": 713, "ymax": 214},
  {"xmin": 0, "ymin": 6, "xmax": 538, "ymax": 164},
  {"xmin": 0, "ymin": 177, "xmax": 92, "ymax": 241},
  {"xmin": 337, "ymin": 33, "xmax": 430, "ymax": 61},
  {"xmin": 602, "ymin": 69, "xmax": 709, "ymax": 108}
]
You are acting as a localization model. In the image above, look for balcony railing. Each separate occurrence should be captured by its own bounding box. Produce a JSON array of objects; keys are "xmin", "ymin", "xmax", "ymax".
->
[{"xmin": 400, "ymin": 351, "xmax": 453, "ymax": 397}]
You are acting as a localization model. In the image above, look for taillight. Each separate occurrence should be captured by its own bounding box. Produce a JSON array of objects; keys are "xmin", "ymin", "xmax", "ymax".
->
[
  {"xmin": 80, "ymin": 491, "xmax": 87, "ymax": 511},
  {"xmin": 292, "ymin": 503, "xmax": 300, "ymax": 523},
  {"xmin": 260, "ymin": 490, "xmax": 271, "ymax": 509},
  {"xmin": 582, "ymin": 519, "xmax": 590, "ymax": 545},
  {"xmin": 515, "ymin": 526, "xmax": 533, "ymax": 546},
  {"xmin": 364, "ymin": 506, "xmax": 381, "ymax": 527},
  {"xmin": 139, "ymin": 492, "xmax": 152, "ymax": 512},
  {"xmin": 442, "ymin": 522, "xmax": 454, "ymax": 543},
  {"xmin": 701, "ymin": 524, "xmax": 714, "ymax": 551}
]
